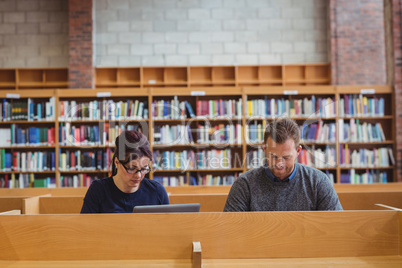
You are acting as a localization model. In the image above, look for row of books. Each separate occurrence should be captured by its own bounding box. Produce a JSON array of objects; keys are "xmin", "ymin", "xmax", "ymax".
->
[
  {"xmin": 245, "ymin": 96, "xmax": 336, "ymax": 118},
  {"xmin": 154, "ymin": 124, "xmax": 193, "ymax": 145},
  {"xmin": 339, "ymin": 94, "xmax": 385, "ymax": 117},
  {"xmin": 196, "ymin": 99, "xmax": 242, "ymax": 118},
  {"xmin": 246, "ymin": 148, "xmax": 265, "ymax": 168},
  {"xmin": 300, "ymin": 121, "xmax": 336, "ymax": 143},
  {"xmin": 192, "ymin": 173, "xmax": 238, "ymax": 186},
  {"xmin": 11, "ymin": 151, "xmax": 56, "ymax": 172},
  {"xmin": 298, "ymin": 146, "xmax": 336, "ymax": 168},
  {"xmin": 153, "ymin": 149, "xmax": 232, "ymax": 170},
  {"xmin": 152, "ymin": 97, "xmax": 195, "ymax": 119},
  {"xmin": 246, "ymin": 146, "xmax": 337, "ymax": 169},
  {"xmin": 60, "ymin": 174, "xmax": 100, "ymax": 187},
  {"xmin": 245, "ymin": 121, "xmax": 266, "ymax": 143},
  {"xmin": 59, "ymin": 122, "xmax": 142, "ymax": 146},
  {"xmin": 0, "ymin": 126, "xmax": 55, "ymax": 147},
  {"xmin": 197, "ymin": 124, "xmax": 242, "ymax": 144},
  {"xmin": 1, "ymin": 98, "xmax": 55, "ymax": 121},
  {"xmin": 338, "ymin": 119, "xmax": 386, "ymax": 142},
  {"xmin": 0, "ymin": 174, "xmax": 56, "ymax": 188},
  {"xmin": 154, "ymin": 123, "xmax": 243, "ymax": 145},
  {"xmin": 153, "ymin": 176, "xmax": 187, "ymax": 186},
  {"xmin": 59, "ymin": 99, "xmax": 149, "ymax": 121},
  {"xmin": 153, "ymin": 150, "xmax": 196, "ymax": 170},
  {"xmin": 59, "ymin": 148, "xmax": 113, "ymax": 171},
  {"xmin": 339, "ymin": 146, "xmax": 394, "ymax": 167},
  {"xmin": 340, "ymin": 169, "xmax": 388, "ymax": 184}
]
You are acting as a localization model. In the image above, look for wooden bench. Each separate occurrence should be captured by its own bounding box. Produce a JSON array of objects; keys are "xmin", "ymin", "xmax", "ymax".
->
[{"xmin": 0, "ymin": 211, "xmax": 400, "ymax": 267}]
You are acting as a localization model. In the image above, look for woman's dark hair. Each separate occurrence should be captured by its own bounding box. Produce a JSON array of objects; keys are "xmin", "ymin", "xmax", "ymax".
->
[
  {"xmin": 111, "ymin": 130, "xmax": 152, "ymax": 176},
  {"xmin": 263, "ymin": 117, "xmax": 300, "ymax": 149}
]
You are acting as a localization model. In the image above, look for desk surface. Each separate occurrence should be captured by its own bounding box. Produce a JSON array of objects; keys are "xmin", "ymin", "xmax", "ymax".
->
[{"xmin": 1, "ymin": 256, "xmax": 402, "ymax": 268}]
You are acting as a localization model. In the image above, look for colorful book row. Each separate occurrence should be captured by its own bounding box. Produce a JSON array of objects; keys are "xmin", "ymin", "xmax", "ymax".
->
[
  {"xmin": 339, "ymin": 146, "xmax": 394, "ymax": 167},
  {"xmin": 340, "ymin": 169, "xmax": 388, "ymax": 184},
  {"xmin": 60, "ymin": 174, "xmax": 100, "ymax": 188},
  {"xmin": 338, "ymin": 119, "xmax": 386, "ymax": 142},
  {"xmin": 300, "ymin": 121, "xmax": 336, "ymax": 143},
  {"xmin": 59, "ymin": 122, "xmax": 142, "ymax": 146},
  {"xmin": 59, "ymin": 99, "xmax": 148, "ymax": 121},
  {"xmin": 153, "ymin": 149, "xmax": 232, "ymax": 170},
  {"xmin": 0, "ymin": 174, "xmax": 56, "ymax": 188},
  {"xmin": 1, "ymin": 98, "xmax": 55, "ymax": 122},
  {"xmin": 246, "ymin": 96, "xmax": 336, "ymax": 118},
  {"xmin": 154, "ymin": 124, "xmax": 194, "ymax": 145},
  {"xmin": 197, "ymin": 124, "xmax": 242, "ymax": 144},
  {"xmin": 196, "ymin": 99, "xmax": 242, "ymax": 119},
  {"xmin": 339, "ymin": 94, "xmax": 385, "ymax": 117},
  {"xmin": 59, "ymin": 148, "xmax": 113, "ymax": 171}
]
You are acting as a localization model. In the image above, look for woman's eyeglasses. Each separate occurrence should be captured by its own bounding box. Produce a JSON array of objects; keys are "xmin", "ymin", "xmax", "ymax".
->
[{"xmin": 120, "ymin": 162, "xmax": 150, "ymax": 175}]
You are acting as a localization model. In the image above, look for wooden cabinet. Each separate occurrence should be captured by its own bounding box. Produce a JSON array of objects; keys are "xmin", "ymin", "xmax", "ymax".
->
[
  {"xmin": 95, "ymin": 63, "xmax": 331, "ymax": 87},
  {"xmin": 0, "ymin": 68, "xmax": 68, "ymax": 90}
]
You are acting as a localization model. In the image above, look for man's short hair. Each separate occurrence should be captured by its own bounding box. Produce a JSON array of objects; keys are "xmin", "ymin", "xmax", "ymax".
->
[{"xmin": 263, "ymin": 117, "xmax": 300, "ymax": 148}]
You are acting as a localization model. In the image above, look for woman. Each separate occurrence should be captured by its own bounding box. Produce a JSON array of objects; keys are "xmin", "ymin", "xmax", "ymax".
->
[{"xmin": 81, "ymin": 130, "xmax": 169, "ymax": 213}]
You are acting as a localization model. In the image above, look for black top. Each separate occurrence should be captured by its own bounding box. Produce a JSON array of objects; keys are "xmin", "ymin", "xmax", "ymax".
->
[{"xmin": 80, "ymin": 177, "xmax": 169, "ymax": 213}]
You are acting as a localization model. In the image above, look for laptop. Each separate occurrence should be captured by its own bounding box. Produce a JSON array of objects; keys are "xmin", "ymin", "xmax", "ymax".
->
[{"xmin": 133, "ymin": 203, "xmax": 201, "ymax": 213}]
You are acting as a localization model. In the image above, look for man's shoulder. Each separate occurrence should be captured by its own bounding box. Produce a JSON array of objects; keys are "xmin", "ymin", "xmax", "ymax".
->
[
  {"xmin": 296, "ymin": 164, "xmax": 331, "ymax": 184},
  {"xmin": 236, "ymin": 166, "xmax": 266, "ymax": 184},
  {"xmin": 297, "ymin": 164, "xmax": 325, "ymax": 176}
]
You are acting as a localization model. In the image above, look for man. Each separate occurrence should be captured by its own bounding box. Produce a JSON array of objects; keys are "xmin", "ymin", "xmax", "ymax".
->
[{"xmin": 224, "ymin": 117, "xmax": 342, "ymax": 211}]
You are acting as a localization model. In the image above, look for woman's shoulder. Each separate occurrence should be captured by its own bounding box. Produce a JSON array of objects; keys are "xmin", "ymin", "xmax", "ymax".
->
[
  {"xmin": 141, "ymin": 178, "xmax": 166, "ymax": 192},
  {"xmin": 89, "ymin": 177, "xmax": 113, "ymax": 189}
]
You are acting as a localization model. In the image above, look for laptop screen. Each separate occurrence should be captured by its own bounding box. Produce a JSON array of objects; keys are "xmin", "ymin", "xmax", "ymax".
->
[{"xmin": 133, "ymin": 203, "xmax": 201, "ymax": 213}]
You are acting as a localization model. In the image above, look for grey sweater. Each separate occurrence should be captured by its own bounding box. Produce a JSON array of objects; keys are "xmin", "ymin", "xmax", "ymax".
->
[{"xmin": 224, "ymin": 163, "xmax": 343, "ymax": 211}]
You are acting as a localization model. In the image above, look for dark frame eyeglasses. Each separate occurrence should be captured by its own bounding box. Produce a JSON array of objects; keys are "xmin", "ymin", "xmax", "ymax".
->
[{"xmin": 120, "ymin": 162, "xmax": 150, "ymax": 175}]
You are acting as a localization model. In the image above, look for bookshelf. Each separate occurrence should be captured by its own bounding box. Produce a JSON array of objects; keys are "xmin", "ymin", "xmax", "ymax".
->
[
  {"xmin": 0, "ymin": 65, "xmax": 396, "ymax": 188},
  {"xmin": 0, "ymin": 68, "xmax": 68, "ymax": 90},
  {"xmin": 95, "ymin": 63, "xmax": 331, "ymax": 88},
  {"xmin": 0, "ymin": 90, "xmax": 57, "ymax": 188}
]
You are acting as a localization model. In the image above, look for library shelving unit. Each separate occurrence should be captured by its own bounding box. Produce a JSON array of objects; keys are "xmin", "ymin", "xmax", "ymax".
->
[
  {"xmin": 0, "ymin": 90, "xmax": 58, "ymax": 188},
  {"xmin": 0, "ymin": 64, "xmax": 397, "ymax": 188},
  {"xmin": 0, "ymin": 68, "xmax": 68, "ymax": 90},
  {"xmin": 336, "ymin": 85, "xmax": 395, "ymax": 184}
]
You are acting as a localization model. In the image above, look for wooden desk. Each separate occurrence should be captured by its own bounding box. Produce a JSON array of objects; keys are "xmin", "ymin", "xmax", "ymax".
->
[
  {"xmin": 0, "ymin": 256, "xmax": 402, "ymax": 267},
  {"xmin": 0, "ymin": 211, "xmax": 399, "ymax": 260}
]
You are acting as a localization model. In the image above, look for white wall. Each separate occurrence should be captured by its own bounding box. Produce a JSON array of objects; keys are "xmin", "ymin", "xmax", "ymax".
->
[
  {"xmin": 0, "ymin": 0, "xmax": 69, "ymax": 68},
  {"xmin": 94, "ymin": 0, "xmax": 329, "ymax": 66},
  {"xmin": 0, "ymin": 0, "xmax": 329, "ymax": 68}
]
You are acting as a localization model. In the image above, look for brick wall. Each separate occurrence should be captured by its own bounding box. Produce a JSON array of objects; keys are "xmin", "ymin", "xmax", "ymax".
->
[
  {"xmin": 69, "ymin": 0, "xmax": 93, "ymax": 88},
  {"xmin": 391, "ymin": 0, "xmax": 402, "ymax": 181},
  {"xmin": 94, "ymin": 0, "xmax": 329, "ymax": 66},
  {"xmin": 0, "ymin": 0, "xmax": 69, "ymax": 68},
  {"xmin": 330, "ymin": 0, "xmax": 386, "ymax": 85}
]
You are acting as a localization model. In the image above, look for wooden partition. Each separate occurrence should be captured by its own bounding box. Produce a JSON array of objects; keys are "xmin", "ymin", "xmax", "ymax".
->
[
  {"xmin": 0, "ymin": 211, "xmax": 399, "ymax": 261},
  {"xmin": 40, "ymin": 196, "xmax": 84, "ymax": 214},
  {"xmin": 338, "ymin": 191, "xmax": 402, "ymax": 210},
  {"xmin": 0, "ymin": 197, "xmax": 27, "ymax": 212},
  {"xmin": 0, "ymin": 210, "xmax": 21, "ymax": 215},
  {"xmin": 2, "ymin": 183, "xmax": 402, "ymax": 197},
  {"xmin": 170, "ymin": 194, "xmax": 227, "ymax": 212},
  {"xmin": 32, "ymin": 191, "xmax": 402, "ymax": 214}
]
